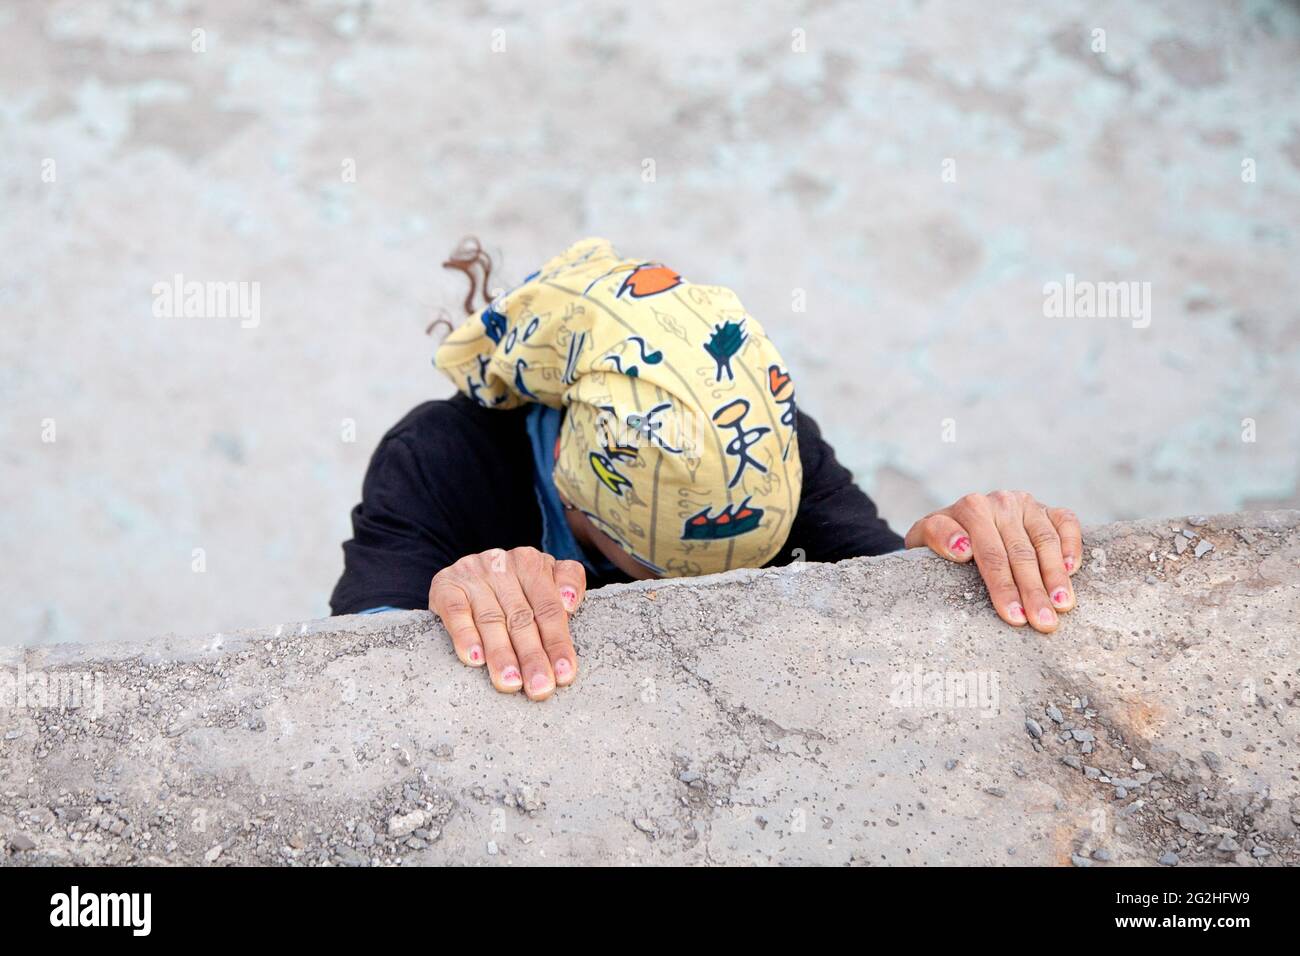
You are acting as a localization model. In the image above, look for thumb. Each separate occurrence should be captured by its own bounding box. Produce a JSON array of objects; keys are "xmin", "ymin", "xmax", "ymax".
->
[
  {"xmin": 553, "ymin": 559, "xmax": 587, "ymax": 613},
  {"xmin": 905, "ymin": 513, "xmax": 973, "ymax": 563}
]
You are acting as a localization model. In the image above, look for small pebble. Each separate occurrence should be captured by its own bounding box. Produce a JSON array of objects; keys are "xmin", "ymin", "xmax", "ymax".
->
[
  {"xmin": 388, "ymin": 810, "xmax": 426, "ymax": 838},
  {"xmin": 333, "ymin": 847, "xmax": 366, "ymax": 867}
]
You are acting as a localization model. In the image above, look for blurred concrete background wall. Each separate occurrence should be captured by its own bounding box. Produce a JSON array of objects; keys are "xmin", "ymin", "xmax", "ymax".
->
[{"xmin": 2, "ymin": 0, "xmax": 1298, "ymax": 646}]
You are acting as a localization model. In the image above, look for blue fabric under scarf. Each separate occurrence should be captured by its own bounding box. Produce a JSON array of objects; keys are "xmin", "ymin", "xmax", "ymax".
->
[{"xmin": 525, "ymin": 404, "xmax": 616, "ymax": 578}]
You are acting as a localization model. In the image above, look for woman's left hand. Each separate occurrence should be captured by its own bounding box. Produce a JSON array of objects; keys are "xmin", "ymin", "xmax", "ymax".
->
[{"xmin": 904, "ymin": 491, "xmax": 1082, "ymax": 633}]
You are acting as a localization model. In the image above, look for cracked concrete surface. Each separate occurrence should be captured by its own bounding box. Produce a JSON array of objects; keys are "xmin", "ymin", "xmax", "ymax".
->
[
  {"xmin": 2, "ymin": 511, "xmax": 1297, "ymax": 866},
  {"xmin": 3, "ymin": 1, "xmax": 1300, "ymax": 647}
]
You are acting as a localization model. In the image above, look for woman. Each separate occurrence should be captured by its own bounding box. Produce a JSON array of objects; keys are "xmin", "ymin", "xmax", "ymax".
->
[{"xmin": 331, "ymin": 238, "xmax": 1082, "ymax": 701}]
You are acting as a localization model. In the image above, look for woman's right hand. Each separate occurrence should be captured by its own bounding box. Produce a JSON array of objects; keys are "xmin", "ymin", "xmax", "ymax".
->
[{"xmin": 429, "ymin": 547, "xmax": 586, "ymax": 701}]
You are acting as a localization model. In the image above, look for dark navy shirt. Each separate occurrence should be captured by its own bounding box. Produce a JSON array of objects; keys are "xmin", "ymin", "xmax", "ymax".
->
[{"xmin": 329, "ymin": 394, "xmax": 903, "ymax": 615}]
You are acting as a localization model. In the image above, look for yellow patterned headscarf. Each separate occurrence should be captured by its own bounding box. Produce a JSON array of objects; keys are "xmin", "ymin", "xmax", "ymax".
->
[{"xmin": 434, "ymin": 237, "xmax": 802, "ymax": 577}]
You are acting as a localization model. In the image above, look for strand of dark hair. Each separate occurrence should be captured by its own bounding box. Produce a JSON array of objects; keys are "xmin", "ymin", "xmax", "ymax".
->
[{"xmin": 441, "ymin": 236, "xmax": 495, "ymax": 317}]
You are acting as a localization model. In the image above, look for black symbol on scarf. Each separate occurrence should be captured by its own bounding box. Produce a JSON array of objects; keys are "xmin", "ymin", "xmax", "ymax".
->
[
  {"xmin": 703, "ymin": 319, "xmax": 747, "ymax": 382},
  {"xmin": 713, "ymin": 398, "xmax": 769, "ymax": 488},
  {"xmin": 513, "ymin": 358, "xmax": 539, "ymax": 400},
  {"xmin": 563, "ymin": 331, "xmax": 587, "ymax": 385},
  {"xmin": 767, "ymin": 364, "xmax": 797, "ymax": 460},
  {"xmin": 602, "ymin": 336, "xmax": 664, "ymax": 378},
  {"xmin": 682, "ymin": 497, "xmax": 764, "ymax": 540},
  {"xmin": 467, "ymin": 355, "xmax": 506, "ymax": 407},
  {"xmin": 589, "ymin": 452, "xmax": 632, "ymax": 496}
]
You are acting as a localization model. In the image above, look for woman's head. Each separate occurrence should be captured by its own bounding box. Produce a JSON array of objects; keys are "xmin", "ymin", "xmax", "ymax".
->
[
  {"xmin": 435, "ymin": 237, "xmax": 802, "ymax": 577},
  {"xmin": 560, "ymin": 493, "xmax": 661, "ymax": 580}
]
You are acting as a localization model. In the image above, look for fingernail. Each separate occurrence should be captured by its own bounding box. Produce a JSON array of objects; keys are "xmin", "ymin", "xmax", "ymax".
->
[
  {"xmin": 468, "ymin": 644, "xmax": 483, "ymax": 664},
  {"xmin": 1051, "ymin": 588, "xmax": 1069, "ymax": 607},
  {"xmin": 529, "ymin": 673, "xmax": 553, "ymax": 696},
  {"xmin": 1038, "ymin": 607, "xmax": 1057, "ymax": 626},
  {"xmin": 1008, "ymin": 602, "xmax": 1026, "ymax": 623},
  {"xmin": 554, "ymin": 657, "xmax": 572, "ymax": 679},
  {"xmin": 1064, "ymin": 555, "xmax": 1075, "ymax": 572},
  {"xmin": 560, "ymin": 586, "xmax": 578, "ymax": 611},
  {"xmin": 949, "ymin": 534, "xmax": 971, "ymax": 556},
  {"xmin": 500, "ymin": 666, "xmax": 522, "ymax": 688}
]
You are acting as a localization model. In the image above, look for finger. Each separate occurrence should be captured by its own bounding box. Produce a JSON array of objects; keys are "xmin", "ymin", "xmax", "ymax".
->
[
  {"xmin": 1025, "ymin": 505, "xmax": 1074, "ymax": 612},
  {"xmin": 952, "ymin": 499, "xmax": 1027, "ymax": 627},
  {"xmin": 993, "ymin": 506, "xmax": 1057, "ymax": 633},
  {"xmin": 520, "ymin": 559, "xmax": 579, "ymax": 687},
  {"xmin": 430, "ymin": 580, "xmax": 484, "ymax": 666},
  {"xmin": 904, "ymin": 512, "xmax": 972, "ymax": 562},
  {"xmin": 461, "ymin": 573, "xmax": 523, "ymax": 693},
  {"xmin": 553, "ymin": 559, "xmax": 587, "ymax": 613},
  {"xmin": 1048, "ymin": 507, "xmax": 1083, "ymax": 575},
  {"xmin": 482, "ymin": 553, "xmax": 555, "ymax": 701}
]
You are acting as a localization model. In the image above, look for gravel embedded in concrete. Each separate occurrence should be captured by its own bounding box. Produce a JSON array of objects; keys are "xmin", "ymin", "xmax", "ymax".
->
[{"xmin": 1, "ymin": 511, "xmax": 1297, "ymax": 866}]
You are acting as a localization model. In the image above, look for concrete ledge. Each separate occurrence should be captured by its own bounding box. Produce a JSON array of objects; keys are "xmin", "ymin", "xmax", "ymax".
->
[{"xmin": 2, "ymin": 511, "xmax": 1298, "ymax": 866}]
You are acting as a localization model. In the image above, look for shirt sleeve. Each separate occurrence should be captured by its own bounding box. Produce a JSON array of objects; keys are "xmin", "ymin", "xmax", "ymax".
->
[
  {"xmin": 782, "ymin": 410, "xmax": 905, "ymax": 563},
  {"xmin": 329, "ymin": 434, "xmax": 464, "ymax": 615}
]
